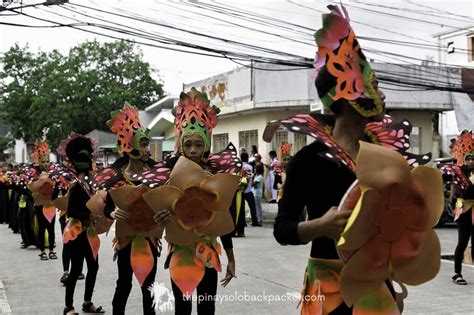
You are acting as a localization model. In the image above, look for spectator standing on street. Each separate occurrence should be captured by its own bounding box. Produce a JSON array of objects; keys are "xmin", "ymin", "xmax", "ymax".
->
[
  {"xmin": 252, "ymin": 163, "xmax": 264, "ymax": 226},
  {"xmin": 264, "ymin": 150, "xmax": 280, "ymax": 203},
  {"xmin": 240, "ymin": 152, "xmax": 259, "ymax": 226}
]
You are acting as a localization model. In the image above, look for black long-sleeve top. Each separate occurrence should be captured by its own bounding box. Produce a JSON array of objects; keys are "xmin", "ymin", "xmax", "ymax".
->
[
  {"xmin": 273, "ymin": 141, "xmax": 355, "ymax": 259},
  {"xmin": 67, "ymin": 183, "xmax": 92, "ymax": 224},
  {"xmin": 461, "ymin": 165, "xmax": 474, "ymax": 199}
]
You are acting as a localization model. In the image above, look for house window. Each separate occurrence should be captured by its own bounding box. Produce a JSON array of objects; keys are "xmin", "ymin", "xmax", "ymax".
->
[
  {"xmin": 213, "ymin": 133, "xmax": 229, "ymax": 153},
  {"xmin": 271, "ymin": 129, "xmax": 288, "ymax": 151},
  {"xmin": 239, "ymin": 130, "xmax": 258, "ymax": 153},
  {"xmin": 468, "ymin": 37, "xmax": 474, "ymax": 62},
  {"xmin": 293, "ymin": 132, "xmax": 307, "ymax": 153},
  {"xmin": 409, "ymin": 127, "xmax": 421, "ymax": 154},
  {"xmin": 270, "ymin": 128, "xmax": 307, "ymax": 156}
]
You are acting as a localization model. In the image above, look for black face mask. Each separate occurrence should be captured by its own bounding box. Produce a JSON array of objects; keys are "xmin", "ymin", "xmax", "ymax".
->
[{"xmin": 73, "ymin": 150, "xmax": 92, "ymax": 171}]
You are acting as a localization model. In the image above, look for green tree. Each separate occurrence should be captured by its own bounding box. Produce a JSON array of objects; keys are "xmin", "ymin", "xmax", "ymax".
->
[{"xmin": 0, "ymin": 40, "xmax": 165, "ymax": 149}]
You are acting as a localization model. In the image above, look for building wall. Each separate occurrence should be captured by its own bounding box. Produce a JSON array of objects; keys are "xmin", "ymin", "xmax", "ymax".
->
[
  {"xmin": 212, "ymin": 108, "xmax": 309, "ymax": 161},
  {"xmin": 439, "ymin": 110, "xmax": 460, "ymax": 157},
  {"xmin": 437, "ymin": 29, "xmax": 474, "ymax": 66},
  {"xmin": 389, "ymin": 110, "xmax": 438, "ymax": 159},
  {"xmin": 14, "ymin": 139, "xmax": 27, "ymax": 163},
  {"xmin": 253, "ymin": 64, "xmax": 317, "ymax": 103},
  {"xmin": 183, "ymin": 68, "xmax": 251, "ymax": 108}
]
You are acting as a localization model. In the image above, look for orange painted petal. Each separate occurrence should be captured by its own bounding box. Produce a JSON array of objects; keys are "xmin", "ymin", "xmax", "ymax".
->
[
  {"xmin": 353, "ymin": 283, "xmax": 399, "ymax": 315},
  {"xmin": 302, "ymin": 260, "xmax": 343, "ymax": 314},
  {"xmin": 196, "ymin": 207, "xmax": 235, "ymax": 237},
  {"xmin": 86, "ymin": 191, "xmax": 107, "ymax": 215},
  {"xmin": 338, "ymin": 188, "xmax": 381, "ymax": 251},
  {"xmin": 356, "ymin": 142, "xmax": 410, "ymax": 193},
  {"xmin": 199, "ymin": 173, "xmax": 240, "ymax": 213},
  {"xmin": 142, "ymin": 186, "xmax": 183, "ymax": 214},
  {"xmin": 87, "ymin": 226, "xmax": 100, "ymax": 261},
  {"xmin": 168, "ymin": 156, "xmax": 208, "ymax": 191},
  {"xmin": 195, "ymin": 242, "xmax": 222, "ymax": 272},
  {"xmin": 392, "ymin": 230, "xmax": 441, "ymax": 285},
  {"xmin": 42, "ymin": 205, "xmax": 56, "ymax": 223},
  {"xmin": 169, "ymin": 246, "xmax": 205, "ymax": 297},
  {"xmin": 340, "ymin": 235, "xmax": 390, "ymax": 306},
  {"xmin": 408, "ymin": 166, "xmax": 444, "ymax": 229},
  {"xmin": 109, "ymin": 185, "xmax": 137, "ymax": 211},
  {"xmin": 302, "ymin": 293, "xmax": 342, "ymax": 315},
  {"xmin": 63, "ymin": 218, "xmax": 82, "ymax": 244},
  {"xmin": 165, "ymin": 218, "xmax": 200, "ymax": 246},
  {"xmin": 130, "ymin": 234, "xmax": 155, "ymax": 287}
]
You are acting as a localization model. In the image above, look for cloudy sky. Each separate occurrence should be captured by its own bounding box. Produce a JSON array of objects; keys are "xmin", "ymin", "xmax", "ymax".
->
[{"xmin": 1, "ymin": 0, "xmax": 473, "ymax": 94}]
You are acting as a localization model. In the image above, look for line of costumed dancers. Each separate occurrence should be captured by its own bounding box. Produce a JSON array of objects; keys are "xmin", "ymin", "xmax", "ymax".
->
[{"xmin": 0, "ymin": 4, "xmax": 467, "ymax": 315}]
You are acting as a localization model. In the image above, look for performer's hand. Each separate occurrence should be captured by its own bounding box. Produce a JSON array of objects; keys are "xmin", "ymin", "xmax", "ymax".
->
[
  {"xmin": 220, "ymin": 260, "xmax": 236, "ymax": 287},
  {"xmin": 113, "ymin": 209, "xmax": 129, "ymax": 221},
  {"xmin": 319, "ymin": 206, "xmax": 352, "ymax": 240},
  {"xmin": 92, "ymin": 214, "xmax": 101, "ymax": 224},
  {"xmin": 154, "ymin": 209, "xmax": 173, "ymax": 227}
]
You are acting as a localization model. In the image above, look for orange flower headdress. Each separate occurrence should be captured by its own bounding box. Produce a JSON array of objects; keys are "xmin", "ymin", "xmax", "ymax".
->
[
  {"xmin": 278, "ymin": 142, "xmax": 292, "ymax": 162},
  {"xmin": 313, "ymin": 5, "xmax": 383, "ymax": 117},
  {"xmin": 31, "ymin": 140, "xmax": 50, "ymax": 164},
  {"xmin": 173, "ymin": 87, "xmax": 220, "ymax": 158},
  {"xmin": 107, "ymin": 103, "xmax": 150, "ymax": 158},
  {"xmin": 450, "ymin": 130, "xmax": 474, "ymax": 166}
]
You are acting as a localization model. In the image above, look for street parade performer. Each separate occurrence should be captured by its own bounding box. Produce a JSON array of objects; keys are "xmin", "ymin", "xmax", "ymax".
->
[
  {"xmin": 54, "ymin": 132, "xmax": 105, "ymax": 315},
  {"xmin": 87, "ymin": 103, "xmax": 163, "ymax": 315},
  {"xmin": 28, "ymin": 140, "xmax": 57, "ymax": 261},
  {"xmin": 136, "ymin": 88, "xmax": 241, "ymax": 315},
  {"xmin": 267, "ymin": 4, "xmax": 444, "ymax": 314},
  {"xmin": 442, "ymin": 130, "xmax": 474, "ymax": 285}
]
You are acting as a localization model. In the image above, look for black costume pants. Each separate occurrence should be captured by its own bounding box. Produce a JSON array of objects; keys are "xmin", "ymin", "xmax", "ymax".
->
[
  {"xmin": 65, "ymin": 231, "xmax": 99, "ymax": 308},
  {"xmin": 171, "ymin": 267, "xmax": 218, "ymax": 315},
  {"xmin": 59, "ymin": 215, "xmax": 71, "ymax": 272},
  {"xmin": 19, "ymin": 195, "xmax": 38, "ymax": 247},
  {"xmin": 34, "ymin": 205, "xmax": 55, "ymax": 251},
  {"xmin": 454, "ymin": 209, "xmax": 473, "ymax": 274},
  {"xmin": 112, "ymin": 239, "xmax": 158, "ymax": 315}
]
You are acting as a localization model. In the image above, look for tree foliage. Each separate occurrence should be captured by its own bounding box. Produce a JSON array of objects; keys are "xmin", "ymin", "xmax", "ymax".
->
[{"xmin": 0, "ymin": 40, "xmax": 165, "ymax": 149}]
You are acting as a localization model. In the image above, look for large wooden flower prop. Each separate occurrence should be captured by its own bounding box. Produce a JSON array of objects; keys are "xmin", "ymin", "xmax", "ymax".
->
[
  {"xmin": 28, "ymin": 173, "xmax": 55, "ymax": 207},
  {"xmin": 86, "ymin": 190, "xmax": 114, "ymax": 235},
  {"xmin": 109, "ymin": 184, "xmax": 164, "ymax": 287},
  {"xmin": 337, "ymin": 142, "xmax": 444, "ymax": 306},
  {"xmin": 143, "ymin": 156, "xmax": 239, "ymax": 246}
]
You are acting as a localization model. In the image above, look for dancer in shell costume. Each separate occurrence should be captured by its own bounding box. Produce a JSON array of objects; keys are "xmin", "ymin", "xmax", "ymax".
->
[
  {"xmin": 269, "ymin": 5, "xmax": 443, "ymax": 314},
  {"xmin": 138, "ymin": 88, "xmax": 241, "ymax": 315}
]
